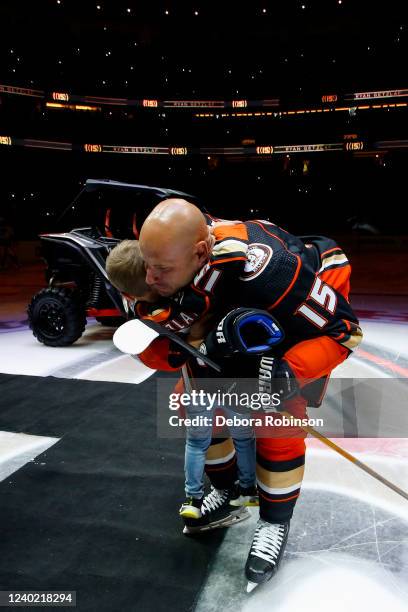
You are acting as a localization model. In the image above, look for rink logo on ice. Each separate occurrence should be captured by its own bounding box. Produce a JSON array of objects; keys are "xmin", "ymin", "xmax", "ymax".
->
[{"xmin": 239, "ymin": 243, "xmax": 273, "ymax": 281}]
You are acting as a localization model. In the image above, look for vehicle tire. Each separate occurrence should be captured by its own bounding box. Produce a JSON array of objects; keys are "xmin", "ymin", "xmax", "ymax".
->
[
  {"xmin": 28, "ymin": 287, "xmax": 86, "ymax": 347},
  {"xmin": 95, "ymin": 316, "xmax": 126, "ymax": 327}
]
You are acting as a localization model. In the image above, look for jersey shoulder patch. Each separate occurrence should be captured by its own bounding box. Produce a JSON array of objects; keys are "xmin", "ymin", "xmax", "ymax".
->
[{"xmin": 239, "ymin": 243, "xmax": 273, "ymax": 281}]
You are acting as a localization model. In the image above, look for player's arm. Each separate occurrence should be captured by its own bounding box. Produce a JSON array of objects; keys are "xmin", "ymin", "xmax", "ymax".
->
[
  {"xmin": 277, "ymin": 278, "xmax": 363, "ymax": 399},
  {"xmin": 283, "ymin": 335, "xmax": 354, "ymax": 383}
]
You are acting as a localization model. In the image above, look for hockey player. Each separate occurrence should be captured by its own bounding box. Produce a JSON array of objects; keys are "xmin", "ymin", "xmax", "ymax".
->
[
  {"xmin": 106, "ymin": 220, "xmax": 259, "ymax": 527},
  {"xmin": 138, "ymin": 202, "xmax": 363, "ymax": 590}
]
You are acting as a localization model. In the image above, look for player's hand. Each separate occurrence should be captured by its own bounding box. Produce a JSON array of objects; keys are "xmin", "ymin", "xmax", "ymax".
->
[
  {"xmin": 255, "ymin": 357, "xmax": 299, "ymax": 412},
  {"xmin": 196, "ymin": 354, "xmax": 299, "ymax": 414},
  {"xmin": 199, "ymin": 308, "xmax": 284, "ymax": 360}
]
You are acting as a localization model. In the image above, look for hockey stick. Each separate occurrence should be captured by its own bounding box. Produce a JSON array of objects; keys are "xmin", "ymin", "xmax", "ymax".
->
[
  {"xmin": 113, "ymin": 319, "xmax": 408, "ymax": 502},
  {"xmin": 292, "ymin": 421, "xmax": 408, "ymax": 501},
  {"xmin": 113, "ymin": 318, "xmax": 221, "ymax": 372}
]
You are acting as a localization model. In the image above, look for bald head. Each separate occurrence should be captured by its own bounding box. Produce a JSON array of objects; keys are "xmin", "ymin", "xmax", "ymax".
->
[
  {"xmin": 140, "ymin": 198, "xmax": 208, "ymax": 249},
  {"xmin": 139, "ymin": 198, "xmax": 213, "ymax": 296}
]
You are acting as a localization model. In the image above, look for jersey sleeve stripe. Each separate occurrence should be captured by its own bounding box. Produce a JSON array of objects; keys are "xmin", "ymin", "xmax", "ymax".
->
[
  {"xmin": 212, "ymin": 224, "xmax": 248, "ymax": 241},
  {"xmin": 267, "ymin": 254, "xmax": 302, "ymax": 310},
  {"xmin": 212, "ymin": 238, "xmax": 248, "ymax": 256},
  {"xmin": 320, "ymin": 246, "xmax": 343, "ymax": 258},
  {"xmin": 209, "ymin": 255, "xmax": 247, "ymax": 266},
  {"xmin": 319, "ymin": 254, "xmax": 349, "ymax": 272},
  {"xmin": 340, "ymin": 329, "xmax": 363, "ymax": 350}
]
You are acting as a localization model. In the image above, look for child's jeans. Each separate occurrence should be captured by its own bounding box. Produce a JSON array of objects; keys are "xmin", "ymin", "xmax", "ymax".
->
[{"xmin": 184, "ymin": 403, "xmax": 256, "ymax": 499}]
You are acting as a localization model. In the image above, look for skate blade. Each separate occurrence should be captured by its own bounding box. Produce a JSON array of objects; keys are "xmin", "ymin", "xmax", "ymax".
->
[
  {"xmin": 246, "ymin": 581, "xmax": 258, "ymax": 593},
  {"xmin": 183, "ymin": 507, "xmax": 250, "ymax": 535},
  {"xmin": 230, "ymin": 497, "xmax": 259, "ymax": 507}
]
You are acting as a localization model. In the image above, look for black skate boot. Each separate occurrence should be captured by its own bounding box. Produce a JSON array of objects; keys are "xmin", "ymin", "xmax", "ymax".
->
[
  {"xmin": 229, "ymin": 483, "xmax": 259, "ymax": 507},
  {"xmin": 182, "ymin": 485, "xmax": 250, "ymax": 535},
  {"xmin": 245, "ymin": 519, "xmax": 290, "ymax": 592}
]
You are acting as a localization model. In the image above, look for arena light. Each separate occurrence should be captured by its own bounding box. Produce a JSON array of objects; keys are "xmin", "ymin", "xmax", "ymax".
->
[
  {"xmin": 84, "ymin": 144, "xmax": 103, "ymax": 152},
  {"xmin": 321, "ymin": 94, "xmax": 338, "ymax": 103},
  {"xmin": 273, "ymin": 143, "xmax": 343, "ymax": 154},
  {"xmin": 75, "ymin": 105, "xmax": 99, "ymax": 111},
  {"xmin": 47, "ymin": 102, "xmax": 100, "ymax": 112},
  {"xmin": 163, "ymin": 100, "xmax": 224, "ymax": 108},
  {"xmin": 256, "ymin": 146, "xmax": 274, "ymax": 154},
  {"xmin": 344, "ymin": 141, "xmax": 364, "ymax": 151},
  {"xmin": 103, "ymin": 145, "xmax": 169, "ymax": 154},
  {"xmin": 170, "ymin": 147, "xmax": 188, "ymax": 155},
  {"xmin": 52, "ymin": 91, "xmax": 69, "ymax": 101},
  {"xmin": 23, "ymin": 139, "xmax": 72, "ymax": 150},
  {"xmin": 375, "ymin": 139, "xmax": 408, "ymax": 149},
  {"xmin": 232, "ymin": 99, "xmax": 248, "ymax": 108},
  {"xmin": 142, "ymin": 99, "xmax": 158, "ymax": 107},
  {"xmin": 0, "ymin": 84, "xmax": 43, "ymax": 97},
  {"xmin": 81, "ymin": 95, "xmax": 128, "ymax": 106},
  {"xmin": 346, "ymin": 88, "xmax": 408, "ymax": 100},
  {"xmin": 3, "ymin": 135, "xmax": 406, "ymax": 155}
]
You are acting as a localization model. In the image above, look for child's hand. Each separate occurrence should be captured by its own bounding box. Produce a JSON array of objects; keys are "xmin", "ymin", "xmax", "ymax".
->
[{"xmin": 187, "ymin": 312, "xmax": 217, "ymax": 346}]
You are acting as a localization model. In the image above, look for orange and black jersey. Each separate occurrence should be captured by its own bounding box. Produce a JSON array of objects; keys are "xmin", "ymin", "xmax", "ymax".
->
[
  {"xmin": 233, "ymin": 221, "xmax": 363, "ymax": 356},
  {"xmin": 136, "ymin": 217, "xmax": 362, "ymax": 394},
  {"xmin": 211, "ymin": 220, "xmax": 363, "ymax": 401}
]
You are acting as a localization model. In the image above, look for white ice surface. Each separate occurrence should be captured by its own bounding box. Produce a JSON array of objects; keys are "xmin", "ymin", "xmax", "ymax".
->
[
  {"xmin": 0, "ymin": 321, "xmax": 155, "ymax": 384},
  {"xmin": 0, "ymin": 431, "xmax": 59, "ymax": 482}
]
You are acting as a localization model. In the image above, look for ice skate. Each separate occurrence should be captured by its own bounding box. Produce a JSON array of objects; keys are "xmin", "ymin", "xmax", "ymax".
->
[
  {"xmin": 229, "ymin": 483, "xmax": 259, "ymax": 507},
  {"xmin": 245, "ymin": 519, "xmax": 290, "ymax": 592},
  {"xmin": 182, "ymin": 485, "xmax": 250, "ymax": 535}
]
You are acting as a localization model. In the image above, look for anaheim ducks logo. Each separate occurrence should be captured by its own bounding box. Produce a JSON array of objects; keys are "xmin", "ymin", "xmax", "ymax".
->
[{"xmin": 240, "ymin": 243, "xmax": 273, "ymax": 281}]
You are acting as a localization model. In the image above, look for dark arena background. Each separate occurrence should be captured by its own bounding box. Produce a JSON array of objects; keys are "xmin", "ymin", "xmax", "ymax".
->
[{"xmin": 0, "ymin": 2, "xmax": 407, "ymax": 611}]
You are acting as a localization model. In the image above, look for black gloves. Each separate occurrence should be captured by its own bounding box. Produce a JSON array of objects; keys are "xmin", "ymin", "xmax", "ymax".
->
[
  {"xmin": 256, "ymin": 355, "xmax": 298, "ymax": 411},
  {"xmin": 198, "ymin": 309, "xmax": 298, "ymax": 412},
  {"xmin": 199, "ymin": 307, "xmax": 284, "ymax": 359}
]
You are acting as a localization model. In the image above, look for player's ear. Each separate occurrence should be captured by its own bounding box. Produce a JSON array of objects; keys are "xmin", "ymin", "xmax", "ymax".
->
[{"xmin": 196, "ymin": 239, "xmax": 210, "ymax": 265}]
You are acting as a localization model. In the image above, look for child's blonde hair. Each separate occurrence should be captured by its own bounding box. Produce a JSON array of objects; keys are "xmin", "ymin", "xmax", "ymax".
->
[{"xmin": 106, "ymin": 240, "xmax": 149, "ymax": 297}]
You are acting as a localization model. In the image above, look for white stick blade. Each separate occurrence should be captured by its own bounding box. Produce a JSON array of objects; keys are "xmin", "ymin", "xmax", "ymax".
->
[{"xmin": 113, "ymin": 319, "xmax": 159, "ymax": 355}]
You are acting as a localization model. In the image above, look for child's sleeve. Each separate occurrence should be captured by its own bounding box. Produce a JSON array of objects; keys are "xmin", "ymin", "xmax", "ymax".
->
[{"xmin": 135, "ymin": 300, "xmax": 175, "ymax": 323}]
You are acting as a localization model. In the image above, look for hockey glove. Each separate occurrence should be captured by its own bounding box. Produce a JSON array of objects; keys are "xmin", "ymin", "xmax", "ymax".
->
[
  {"xmin": 200, "ymin": 308, "xmax": 284, "ymax": 360},
  {"xmin": 257, "ymin": 356, "xmax": 299, "ymax": 412}
]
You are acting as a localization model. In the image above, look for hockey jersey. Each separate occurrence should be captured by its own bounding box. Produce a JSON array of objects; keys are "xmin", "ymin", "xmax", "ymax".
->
[
  {"xmin": 137, "ymin": 218, "xmax": 363, "ymax": 395},
  {"xmin": 235, "ymin": 222, "xmax": 362, "ymax": 353}
]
